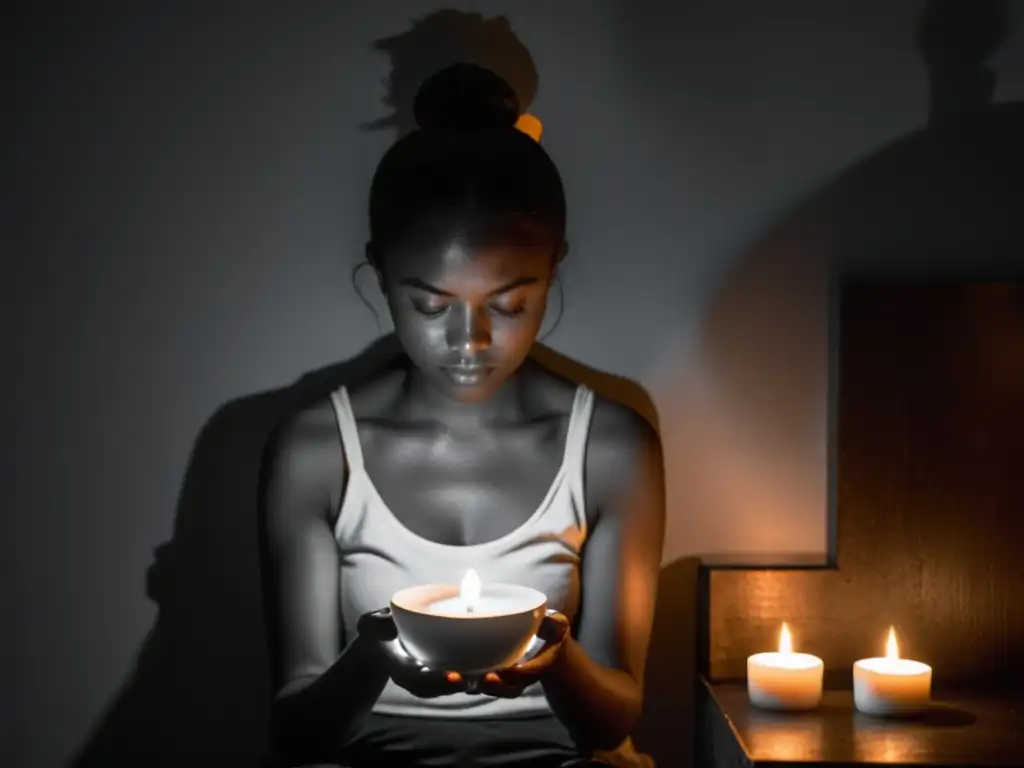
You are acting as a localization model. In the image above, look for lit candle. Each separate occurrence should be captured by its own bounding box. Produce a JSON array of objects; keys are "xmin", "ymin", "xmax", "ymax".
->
[
  {"xmin": 853, "ymin": 627, "xmax": 931, "ymax": 716},
  {"xmin": 425, "ymin": 569, "xmax": 536, "ymax": 615},
  {"xmin": 747, "ymin": 623, "xmax": 824, "ymax": 711},
  {"xmin": 390, "ymin": 570, "xmax": 547, "ymax": 674}
]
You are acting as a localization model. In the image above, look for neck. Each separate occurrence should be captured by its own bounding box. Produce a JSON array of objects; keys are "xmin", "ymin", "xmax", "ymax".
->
[{"xmin": 399, "ymin": 361, "xmax": 531, "ymax": 431}]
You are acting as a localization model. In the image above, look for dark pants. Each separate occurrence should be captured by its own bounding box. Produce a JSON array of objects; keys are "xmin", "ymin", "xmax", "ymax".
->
[{"xmin": 297, "ymin": 712, "xmax": 595, "ymax": 767}]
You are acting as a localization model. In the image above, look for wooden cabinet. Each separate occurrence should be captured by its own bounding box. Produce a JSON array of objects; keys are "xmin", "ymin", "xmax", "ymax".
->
[{"xmin": 696, "ymin": 283, "xmax": 1024, "ymax": 768}]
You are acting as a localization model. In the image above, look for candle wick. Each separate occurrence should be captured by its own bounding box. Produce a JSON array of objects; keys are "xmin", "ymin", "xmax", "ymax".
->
[{"xmin": 466, "ymin": 605, "xmax": 474, "ymax": 614}]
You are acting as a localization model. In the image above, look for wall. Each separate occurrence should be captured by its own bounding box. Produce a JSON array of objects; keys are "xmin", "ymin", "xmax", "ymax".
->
[{"xmin": 9, "ymin": 1, "xmax": 1024, "ymax": 765}]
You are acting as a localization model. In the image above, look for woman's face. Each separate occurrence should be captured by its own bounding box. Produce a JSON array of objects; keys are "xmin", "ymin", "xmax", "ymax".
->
[{"xmin": 379, "ymin": 231, "xmax": 559, "ymax": 404}]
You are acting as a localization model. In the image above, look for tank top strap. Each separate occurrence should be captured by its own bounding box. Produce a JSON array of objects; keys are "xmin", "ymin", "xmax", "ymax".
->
[
  {"xmin": 562, "ymin": 384, "xmax": 596, "ymax": 484},
  {"xmin": 328, "ymin": 386, "xmax": 365, "ymax": 473}
]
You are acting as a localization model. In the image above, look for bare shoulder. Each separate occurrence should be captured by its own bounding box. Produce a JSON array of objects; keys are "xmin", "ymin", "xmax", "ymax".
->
[
  {"xmin": 263, "ymin": 396, "xmax": 345, "ymax": 524},
  {"xmin": 266, "ymin": 397, "xmax": 342, "ymax": 470},
  {"xmin": 589, "ymin": 394, "xmax": 660, "ymax": 450},
  {"xmin": 585, "ymin": 394, "xmax": 664, "ymax": 514}
]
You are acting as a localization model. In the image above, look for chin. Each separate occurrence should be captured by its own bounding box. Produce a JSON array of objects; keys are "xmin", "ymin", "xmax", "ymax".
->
[
  {"xmin": 432, "ymin": 372, "xmax": 506, "ymax": 403},
  {"xmin": 444, "ymin": 381, "xmax": 503, "ymax": 404}
]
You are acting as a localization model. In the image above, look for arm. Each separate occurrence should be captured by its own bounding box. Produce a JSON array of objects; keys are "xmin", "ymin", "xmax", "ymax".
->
[
  {"xmin": 540, "ymin": 407, "xmax": 666, "ymax": 752},
  {"xmin": 262, "ymin": 404, "xmax": 392, "ymax": 765}
]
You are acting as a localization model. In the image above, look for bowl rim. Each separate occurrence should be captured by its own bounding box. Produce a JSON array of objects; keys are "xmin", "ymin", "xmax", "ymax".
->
[{"xmin": 391, "ymin": 581, "xmax": 547, "ymax": 617}]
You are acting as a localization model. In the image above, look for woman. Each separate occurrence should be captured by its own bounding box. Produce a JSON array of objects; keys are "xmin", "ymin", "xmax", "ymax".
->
[{"xmin": 262, "ymin": 63, "xmax": 665, "ymax": 767}]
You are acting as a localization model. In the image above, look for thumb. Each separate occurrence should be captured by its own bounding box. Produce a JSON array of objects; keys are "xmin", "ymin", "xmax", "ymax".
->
[
  {"xmin": 358, "ymin": 607, "xmax": 398, "ymax": 642},
  {"xmin": 537, "ymin": 611, "xmax": 570, "ymax": 643}
]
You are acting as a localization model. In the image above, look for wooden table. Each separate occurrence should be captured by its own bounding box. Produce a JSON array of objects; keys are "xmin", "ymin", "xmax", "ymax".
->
[{"xmin": 698, "ymin": 679, "xmax": 1024, "ymax": 767}]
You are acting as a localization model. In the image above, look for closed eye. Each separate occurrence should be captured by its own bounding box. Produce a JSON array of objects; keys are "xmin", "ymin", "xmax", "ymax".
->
[
  {"xmin": 492, "ymin": 303, "xmax": 526, "ymax": 317},
  {"xmin": 411, "ymin": 299, "xmax": 449, "ymax": 317}
]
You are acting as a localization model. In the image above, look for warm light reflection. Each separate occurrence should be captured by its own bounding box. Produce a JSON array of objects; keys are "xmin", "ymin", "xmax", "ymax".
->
[
  {"xmin": 748, "ymin": 718, "xmax": 824, "ymax": 761},
  {"xmin": 853, "ymin": 726, "xmax": 922, "ymax": 763},
  {"xmin": 779, "ymin": 622, "xmax": 793, "ymax": 654},
  {"xmin": 885, "ymin": 626, "xmax": 899, "ymax": 659},
  {"xmin": 460, "ymin": 569, "xmax": 482, "ymax": 612}
]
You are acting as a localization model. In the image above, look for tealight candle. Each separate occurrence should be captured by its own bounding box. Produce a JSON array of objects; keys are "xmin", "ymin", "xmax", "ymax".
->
[
  {"xmin": 853, "ymin": 627, "xmax": 931, "ymax": 716},
  {"xmin": 747, "ymin": 623, "xmax": 824, "ymax": 711}
]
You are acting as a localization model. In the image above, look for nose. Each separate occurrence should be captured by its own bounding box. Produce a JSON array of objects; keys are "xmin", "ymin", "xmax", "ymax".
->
[{"xmin": 447, "ymin": 303, "xmax": 492, "ymax": 358}]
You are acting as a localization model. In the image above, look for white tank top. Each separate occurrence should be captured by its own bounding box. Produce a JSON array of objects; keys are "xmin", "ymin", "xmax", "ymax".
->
[{"xmin": 329, "ymin": 383, "xmax": 596, "ymax": 719}]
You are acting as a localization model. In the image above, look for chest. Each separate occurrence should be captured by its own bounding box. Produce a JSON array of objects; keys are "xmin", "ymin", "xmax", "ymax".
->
[{"xmin": 359, "ymin": 419, "xmax": 572, "ymax": 546}]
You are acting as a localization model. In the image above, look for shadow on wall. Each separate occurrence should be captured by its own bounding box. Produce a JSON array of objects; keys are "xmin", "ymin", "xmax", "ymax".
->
[
  {"xmin": 70, "ymin": 10, "xmax": 690, "ymax": 767},
  {"xmin": 658, "ymin": 0, "xmax": 1024, "ymax": 562},
  {"xmin": 362, "ymin": 9, "xmax": 539, "ymax": 138}
]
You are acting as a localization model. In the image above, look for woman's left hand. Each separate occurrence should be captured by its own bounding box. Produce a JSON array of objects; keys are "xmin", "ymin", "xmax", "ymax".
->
[{"xmin": 469, "ymin": 611, "xmax": 571, "ymax": 698}]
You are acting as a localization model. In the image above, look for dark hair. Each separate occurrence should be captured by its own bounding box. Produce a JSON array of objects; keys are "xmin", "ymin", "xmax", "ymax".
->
[{"xmin": 367, "ymin": 63, "xmax": 567, "ymax": 264}]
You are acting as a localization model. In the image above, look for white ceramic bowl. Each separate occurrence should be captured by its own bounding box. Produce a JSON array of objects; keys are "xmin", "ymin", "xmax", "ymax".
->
[{"xmin": 390, "ymin": 582, "xmax": 547, "ymax": 674}]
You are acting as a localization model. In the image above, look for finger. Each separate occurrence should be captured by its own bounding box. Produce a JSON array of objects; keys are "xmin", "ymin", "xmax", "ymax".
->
[
  {"xmin": 476, "ymin": 674, "xmax": 526, "ymax": 699},
  {"xmin": 358, "ymin": 608, "xmax": 398, "ymax": 641},
  {"xmin": 536, "ymin": 612, "xmax": 570, "ymax": 643},
  {"xmin": 507, "ymin": 641, "xmax": 562, "ymax": 677},
  {"xmin": 386, "ymin": 647, "xmax": 456, "ymax": 692},
  {"xmin": 486, "ymin": 659, "xmax": 546, "ymax": 689},
  {"xmin": 396, "ymin": 667, "xmax": 467, "ymax": 698},
  {"xmin": 375, "ymin": 620, "xmax": 399, "ymax": 642},
  {"xmin": 395, "ymin": 680, "xmax": 449, "ymax": 699},
  {"xmin": 415, "ymin": 665, "xmax": 462, "ymax": 686}
]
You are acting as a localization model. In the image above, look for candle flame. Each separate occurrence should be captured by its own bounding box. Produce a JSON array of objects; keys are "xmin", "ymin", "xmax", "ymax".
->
[
  {"xmin": 885, "ymin": 626, "xmax": 900, "ymax": 659},
  {"xmin": 460, "ymin": 569, "xmax": 482, "ymax": 612},
  {"xmin": 779, "ymin": 622, "xmax": 793, "ymax": 654}
]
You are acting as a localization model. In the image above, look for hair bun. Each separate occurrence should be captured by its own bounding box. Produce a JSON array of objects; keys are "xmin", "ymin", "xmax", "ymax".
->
[{"xmin": 413, "ymin": 63, "xmax": 520, "ymax": 132}]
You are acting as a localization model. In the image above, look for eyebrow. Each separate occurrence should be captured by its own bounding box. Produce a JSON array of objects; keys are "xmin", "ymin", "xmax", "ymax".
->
[{"xmin": 399, "ymin": 276, "xmax": 540, "ymax": 297}]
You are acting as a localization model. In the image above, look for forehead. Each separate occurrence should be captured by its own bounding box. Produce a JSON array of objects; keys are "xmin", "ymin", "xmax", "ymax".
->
[{"xmin": 386, "ymin": 238, "xmax": 552, "ymax": 286}]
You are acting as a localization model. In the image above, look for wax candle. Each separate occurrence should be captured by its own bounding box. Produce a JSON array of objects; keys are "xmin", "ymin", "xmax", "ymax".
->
[
  {"xmin": 853, "ymin": 627, "xmax": 931, "ymax": 716},
  {"xmin": 747, "ymin": 623, "xmax": 824, "ymax": 711}
]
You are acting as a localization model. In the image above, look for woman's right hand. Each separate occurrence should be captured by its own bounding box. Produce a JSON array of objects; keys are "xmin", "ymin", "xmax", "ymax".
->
[{"xmin": 357, "ymin": 608, "xmax": 472, "ymax": 699}]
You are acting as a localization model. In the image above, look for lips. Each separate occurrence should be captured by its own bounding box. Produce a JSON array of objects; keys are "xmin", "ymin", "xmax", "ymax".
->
[{"xmin": 442, "ymin": 364, "xmax": 494, "ymax": 385}]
